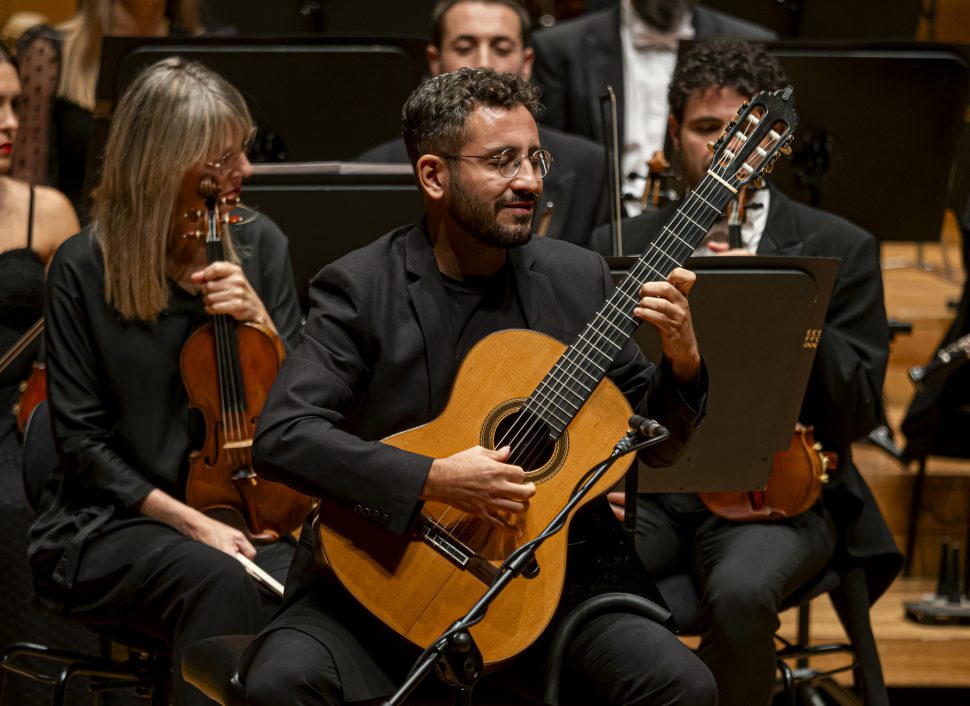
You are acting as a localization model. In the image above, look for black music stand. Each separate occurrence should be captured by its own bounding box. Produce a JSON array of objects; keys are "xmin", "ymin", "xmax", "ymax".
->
[
  {"xmin": 700, "ymin": 0, "xmax": 923, "ymax": 39},
  {"xmin": 755, "ymin": 41, "xmax": 969, "ymax": 251},
  {"xmin": 84, "ymin": 35, "xmax": 427, "ymax": 205},
  {"xmin": 243, "ymin": 162, "xmax": 424, "ymax": 308},
  {"xmin": 198, "ymin": 0, "xmax": 439, "ymax": 37},
  {"xmin": 609, "ymin": 255, "xmax": 839, "ymax": 493}
]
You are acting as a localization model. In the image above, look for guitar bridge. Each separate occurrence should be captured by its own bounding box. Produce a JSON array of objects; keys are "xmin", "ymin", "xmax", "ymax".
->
[{"xmin": 421, "ymin": 521, "xmax": 498, "ymax": 585}]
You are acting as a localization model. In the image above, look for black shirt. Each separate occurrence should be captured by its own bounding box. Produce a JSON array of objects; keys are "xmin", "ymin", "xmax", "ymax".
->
[
  {"xmin": 29, "ymin": 212, "xmax": 302, "ymax": 594},
  {"xmin": 441, "ymin": 266, "xmax": 526, "ymax": 366}
]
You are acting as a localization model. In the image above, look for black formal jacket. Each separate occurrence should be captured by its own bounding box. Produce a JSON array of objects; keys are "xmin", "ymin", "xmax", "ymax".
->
[
  {"xmin": 531, "ymin": 5, "xmax": 776, "ymax": 146},
  {"xmin": 249, "ymin": 221, "xmax": 708, "ymax": 700},
  {"xmin": 591, "ymin": 186, "xmax": 903, "ymax": 602},
  {"xmin": 355, "ymin": 126, "xmax": 609, "ymax": 249},
  {"xmin": 28, "ymin": 215, "xmax": 303, "ymax": 611}
]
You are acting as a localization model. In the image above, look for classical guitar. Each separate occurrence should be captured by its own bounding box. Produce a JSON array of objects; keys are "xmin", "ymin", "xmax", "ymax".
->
[{"xmin": 314, "ymin": 87, "xmax": 799, "ymax": 668}]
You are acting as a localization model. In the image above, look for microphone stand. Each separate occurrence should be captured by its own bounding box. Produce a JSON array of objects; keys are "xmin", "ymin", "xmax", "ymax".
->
[{"xmin": 383, "ymin": 422, "xmax": 670, "ymax": 706}]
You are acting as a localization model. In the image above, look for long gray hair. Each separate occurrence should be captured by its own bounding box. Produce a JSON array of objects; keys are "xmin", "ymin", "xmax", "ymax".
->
[{"xmin": 93, "ymin": 57, "xmax": 252, "ymax": 321}]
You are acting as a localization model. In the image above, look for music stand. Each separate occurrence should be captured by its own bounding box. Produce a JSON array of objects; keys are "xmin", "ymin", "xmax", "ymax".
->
[
  {"xmin": 752, "ymin": 41, "xmax": 969, "ymax": 250},
  {"xmin": 699, "ymin": 0, "xmax": 923, "ymax": 39},
  {"xmin": 244, "ymin": 162, "xmax": 424, "ymax": 308},
  {"xmin": 84, "ymin": 35, "xmax": 428, "ymax": 206},
  {"xmin": 198, "ymin": 0, "xmax": 439, "ymax": 37},
  {"xmin": 608, "ymin": 255, "xmax": 839, "ymax": 493}
]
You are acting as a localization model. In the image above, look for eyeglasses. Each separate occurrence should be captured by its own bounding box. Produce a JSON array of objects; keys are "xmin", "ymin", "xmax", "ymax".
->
[
  {"xmin": 206, "ymin": 128, "xmax": 257, "ymax": 170},
  {"xmin": 441, "ymin": 147, "xmax": 554, "ymax": 179}
]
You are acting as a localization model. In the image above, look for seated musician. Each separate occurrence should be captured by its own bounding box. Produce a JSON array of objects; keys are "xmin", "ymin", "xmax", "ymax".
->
[
  {"xmin": 596, "ymin": 41, "xmax": 903, "ymax": 706},
  {"xmin": 27, "ymin": 58, "xmax": 303, "ymax": 706},
  {"xmin": 356, "ymin": 0, "xmax": 608, "ymax": 248},
  {"xmin": 242, "ymin": 67, "xmax": 717, "ymax": 705}
]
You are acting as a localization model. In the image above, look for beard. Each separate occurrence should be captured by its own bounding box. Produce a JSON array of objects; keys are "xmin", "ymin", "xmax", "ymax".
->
[
  {"xmin": 633, "ymin": 0, "xmax": 695, "ymax": 31},
  {"xmin": 449, "ymin": 177, "xmax": 535, "ymax": 249}
]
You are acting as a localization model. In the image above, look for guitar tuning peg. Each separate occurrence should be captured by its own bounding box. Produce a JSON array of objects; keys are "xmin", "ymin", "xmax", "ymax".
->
[
  {"xmin": 181, "ymin": 229, "xmax": 205, "ymax": 240},
  {"xmin": 779, "ymin": 144, "xmax": 792, "ymax": 156},
  {"xmin": 753, "ymin": 176, "xmax": 765, "ymax": 189},
  {"xmin": 707, "ymin": 141, "xmax": 716, "ymax": 152},
  {"xmin": 183, "ymin": 208, "xmax": 204, "ymax": 222}
]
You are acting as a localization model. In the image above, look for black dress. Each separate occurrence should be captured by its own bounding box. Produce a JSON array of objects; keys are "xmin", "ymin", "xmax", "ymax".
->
[
  {"xmin": 27, "ymin": 212, "xmax": 304, "ymax": 706},
  {"xmin": 0, "ymin": 187, "xmax": 102, "ymax": 704},
  {"xmin": 14, "ymin": 26, "xmax": 90, "ymax": 217}
]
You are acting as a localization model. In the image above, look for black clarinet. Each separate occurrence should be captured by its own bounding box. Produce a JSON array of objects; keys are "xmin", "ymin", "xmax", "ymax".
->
[{"xmin": 909, "ymin": 333, "xmax": 970, "ymax": 390}]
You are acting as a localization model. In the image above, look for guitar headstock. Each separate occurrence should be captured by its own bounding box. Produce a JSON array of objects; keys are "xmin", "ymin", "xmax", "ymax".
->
[{"xmin": 709, "ymin": 86, "xmax": 798, "ymax": 191}]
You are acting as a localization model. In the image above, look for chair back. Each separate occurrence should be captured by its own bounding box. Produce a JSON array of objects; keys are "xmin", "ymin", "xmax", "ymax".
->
[{"xmin": 21, "ymin": 400, "xmax": 57, "ymax": 515}]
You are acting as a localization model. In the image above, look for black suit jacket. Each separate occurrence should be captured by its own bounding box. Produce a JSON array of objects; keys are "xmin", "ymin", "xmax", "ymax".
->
[
  {"xmin": 591, "ymin": 186, "xmax": 902, "ymax": 602},
  {"xmin": 532, "ymin": 4, "xmax": 776, "ymax": 146},
  {"xmin": 250, "ymin": 221, "xmax": 707, "ymax": 699},
  {"xmin": 355, "ymin": 126, "xmax": 610, "ymax": 248}
]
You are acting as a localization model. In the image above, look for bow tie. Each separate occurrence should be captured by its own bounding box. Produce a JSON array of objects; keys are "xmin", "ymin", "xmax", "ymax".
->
[{"xmin": 630, "ymin": 29, "xmax": 681, "ymax": 52}]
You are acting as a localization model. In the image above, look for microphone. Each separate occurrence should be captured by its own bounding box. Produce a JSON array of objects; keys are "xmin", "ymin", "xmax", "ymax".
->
[{"xmin": 628, "ymin": 415, "xmax": 668, "ymax": 439}]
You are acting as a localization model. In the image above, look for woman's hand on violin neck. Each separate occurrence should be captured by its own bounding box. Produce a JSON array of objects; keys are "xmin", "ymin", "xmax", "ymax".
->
[
  {"xmin": 137, "ymin": 488, "xmax": 257, "ymax": 558},
  {"xmin": 190, "ymin": 261, "xmax": 278, "ymax": 333}
]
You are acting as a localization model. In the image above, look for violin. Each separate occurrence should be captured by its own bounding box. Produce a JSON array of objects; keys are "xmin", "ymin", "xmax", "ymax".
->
[
  {"xmin": 1, "ymin": 317, "xmax": 46, "ymax": 435},
  {"xmin": 638, "ymin": 150, "xmax": 674, "ymax": 212},
  {"xmin": 699, "ymin": 424, "xmax": 833, "ymax": 522},
  {"xmin": 180, "ymin": 176, "xmax": 312, "ymax": 542},
  {"xmin": 14, "ymin": 363, "xmax": 46, "ymax": 435},
  {"xmin": 725, "ymin": 185, "xmax": 749, "ymax": 250}
]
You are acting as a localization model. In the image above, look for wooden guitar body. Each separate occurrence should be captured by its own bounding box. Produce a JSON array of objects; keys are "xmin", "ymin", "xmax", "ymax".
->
[{"xmin": 315, "ymin": 329, "xmax": 633, "ymax": 668}]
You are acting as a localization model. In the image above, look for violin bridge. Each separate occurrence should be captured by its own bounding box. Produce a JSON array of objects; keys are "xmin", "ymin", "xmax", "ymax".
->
[{"xmin": 223, "ymin": 439, "xmax": 254, "ymax": 450}]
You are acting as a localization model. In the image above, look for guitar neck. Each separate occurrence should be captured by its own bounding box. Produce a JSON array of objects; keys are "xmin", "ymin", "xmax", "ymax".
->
[{"xmin": 524, "ymin": 178, "xmax": 734, "ymax": 437}]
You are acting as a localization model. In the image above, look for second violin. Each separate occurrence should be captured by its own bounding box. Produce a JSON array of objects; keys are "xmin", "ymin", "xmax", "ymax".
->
[{"xmin": 180, "ymin": 177, "xmax": 312, "ymax": 542}]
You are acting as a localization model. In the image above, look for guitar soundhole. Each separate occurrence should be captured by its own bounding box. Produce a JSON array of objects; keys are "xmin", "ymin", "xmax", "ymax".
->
[{"xmin": 482, "ymin": 399, "xmax": 568, "ymax": 482}]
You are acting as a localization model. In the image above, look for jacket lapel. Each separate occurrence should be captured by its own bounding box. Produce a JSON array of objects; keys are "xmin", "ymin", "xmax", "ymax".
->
[
  {"xmin": 404, "ymin": 224, "xmax": 457, "ymax": 416},
  {"xmin": 509, "ymin": 244, "xmax": 572, "ymax": 342},
  {"xmin": 757, "ymin": 185, "xmax": 805, "ymax": 256}
]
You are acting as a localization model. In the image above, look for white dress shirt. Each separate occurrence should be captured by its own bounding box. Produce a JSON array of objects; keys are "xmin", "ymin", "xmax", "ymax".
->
[
  {"xmin": 619, "ymin": 0, "xmax": 694, "ymax": 216},
  {"xmin": 691, "ymin": 187, "xmax": 770, "ymax": 257}
]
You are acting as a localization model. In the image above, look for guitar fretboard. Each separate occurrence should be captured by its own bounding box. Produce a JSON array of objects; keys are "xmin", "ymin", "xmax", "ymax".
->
[{"xmin": 523, "ymin": 179, "xmax": 734, "ymax": 438}]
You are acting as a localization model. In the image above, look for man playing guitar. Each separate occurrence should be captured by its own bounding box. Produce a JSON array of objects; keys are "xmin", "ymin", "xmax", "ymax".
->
[{"xmin": 242, "ymin": 67, "xmax": 715, "ymax": 705}]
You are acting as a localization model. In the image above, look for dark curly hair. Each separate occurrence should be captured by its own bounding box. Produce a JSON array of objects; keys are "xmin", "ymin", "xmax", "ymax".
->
[
  {"xmin": 402, "ymin": 66, "xmax": 539, "ymax": 166},
  {"xmin": 668, "ymin": 41, "xmax": 788, "ymax": 122}
]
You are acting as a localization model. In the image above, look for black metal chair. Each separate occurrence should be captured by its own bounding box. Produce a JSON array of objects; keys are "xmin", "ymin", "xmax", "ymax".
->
[
  {"xmin": 0, "ymin": 401, "xmax": 171, "ymax": 705},
  {"xmin": 181, "ymin": 592, "xmax": 672, "ymax": 706},
  {"xmin": 653, "ymin": 564, "xmax": 887, "ymax": 706}
]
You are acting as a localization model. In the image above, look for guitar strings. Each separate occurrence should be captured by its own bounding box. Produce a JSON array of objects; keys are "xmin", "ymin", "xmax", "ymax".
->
[
  {"xmin": 499, "ymin": 110, "xmax": 779, "ymax": 470},
  {"xmin": 494, "ymin": 163, "xmax": 730, "ymax": 461}
]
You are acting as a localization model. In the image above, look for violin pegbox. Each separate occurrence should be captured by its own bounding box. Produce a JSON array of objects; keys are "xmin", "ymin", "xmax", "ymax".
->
[{"xmin": 709, "ymin": 86, "xmax": 799, "ymax": 194}]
